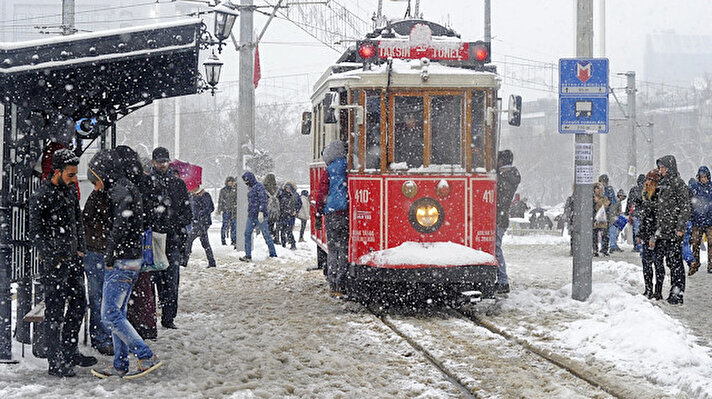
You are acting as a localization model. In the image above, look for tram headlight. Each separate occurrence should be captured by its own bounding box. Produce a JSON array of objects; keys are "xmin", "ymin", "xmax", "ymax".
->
[
  {"xmin": 402, "ymin": 180, "xmax": 418, "ymax": 198},
  {"xmin": 408, "ymin": 198, "xmax": 445, "ymax": 234}
]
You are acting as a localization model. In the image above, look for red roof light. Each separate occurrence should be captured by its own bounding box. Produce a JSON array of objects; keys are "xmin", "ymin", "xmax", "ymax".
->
[
  {"xmin": 474, "ymin": 45, "xmax": 489, "ymax": 62},
  {"xmin": 358, "ymin": 42, "xmax": 377, "ymax": 60}
]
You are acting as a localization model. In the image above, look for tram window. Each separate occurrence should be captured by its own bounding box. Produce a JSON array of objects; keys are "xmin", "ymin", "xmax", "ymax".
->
[
  {"xmin": 365, "ymin": 92, "xmax": 381, "ymax": 170},
  {"xmin": 394, "ymin": 96, "xmax": 424, "ymax": 168},
  {"xmin": 430, "ymin": 95, "xmax": 462, "ymax": 165},
  {"xmin": 351, "ymin": 90, "xmax": 362, "ymax": 170},
  {"xmin": 471, "ymin": 91, "xmax": 486, "ymax": 170}
]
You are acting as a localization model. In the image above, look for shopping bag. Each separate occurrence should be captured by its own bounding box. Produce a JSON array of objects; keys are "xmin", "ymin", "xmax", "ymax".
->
[
  {"xmin": 141, "ymin": 230, "xmax": 169, "ymax": 272},
  {"xmin": 594, "ymin": 206, "xmax": 607, "ymax": 223},
  {"xmin": 613, "ymin": 215, "xmax": 627, "ymax": 230}
]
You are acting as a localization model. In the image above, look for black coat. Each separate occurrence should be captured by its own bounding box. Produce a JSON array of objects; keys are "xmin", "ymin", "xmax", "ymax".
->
[
  {"xmin": 218, "ymin": 185, "xmax": 237, "ymax": 215},
  {"xmin": 82, "ymin": 189, "xmax": 110, "ymax": 252},
  {"xmin": 190, "ymin": 191, "xmax": 215, "ymax": 229},
  {"xmin": 150, "ymin": 169, "xmax": 193, "ymax": 233},
  {"xmin": 626, "ymin": 175, "xmax": 646, "ymax": 218},
  {"xmin": 105, "ymin": 177, "xmax": 145, "ymax": 265},
  {"xmin": 278, "ymin": 184, "xmax": 301, "ymax": 220},
  {"xmin": 654, "ymin": 155, "xmax": 691, "ymax": 240},
  {"xmin": 496, "ymin": 165, "xmax": 521, "ymax": 229},
  {"xmin": 29, "ymin": 179, "xmax": 86, "ymax": 263},
  {"xmin": 638, "ymin": 189, "xmax": 658, "ymax": 242}
]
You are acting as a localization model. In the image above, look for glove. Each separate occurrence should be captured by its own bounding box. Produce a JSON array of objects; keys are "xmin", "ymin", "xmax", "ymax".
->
[
  {"xmin": 314, "ymin": 215, "xmax": 322, "ymax": 230},
  {"xmin": 258, "ymin": 212, "xmax": 264, "ymax": 223}
]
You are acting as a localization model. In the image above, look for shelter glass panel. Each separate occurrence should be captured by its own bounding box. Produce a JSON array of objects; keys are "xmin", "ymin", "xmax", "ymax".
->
[
  {"xmin": 394, "ymin": 96, "xmax": 424, "ymax": 168},
  {"xmin": 430, "ymin": 95, "xmax": 462, "ymax": 165}
]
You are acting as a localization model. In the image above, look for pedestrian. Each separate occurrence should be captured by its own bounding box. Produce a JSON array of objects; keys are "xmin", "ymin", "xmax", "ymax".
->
[
  {"xmin": 315, "ymin": 141, "xmax": 349, "ymax": 297},
  {"xmin": 150, "ymin": 147, "xmax": 193, "ymax": 329},
  {"xmin": 263, "ymin": 174, "xmax": 281, "ymax": 243},
  {"xmin": 29, "ymin": 148, "xmax": 97, "ymax": 378},
  {"xmin": 563, "ymin": 189, "xmax": 575, "ymax": 256},
  {"xmin": 593, "ymin": 182, "xmax": 611, "ymax": 257},
  {"xmin": 652, "ymin": 155, "xmax": 691, "ymax": 304},
  {"xmin": 218, "ymin": 176, "xmax": 238, "ymax": 246},
  {"xmin": 116, "ymin": 145, "xmax": 158, "ymax": 341},
  {"xmin": 278, "ymin": 182, "xmax": 301, "ymax": 250},
  {"xmin": 598, "ymin": 174, "xmax": 617, "ymax": 206},
  {"xmin": 688, "ymin": 166, "xmax": 712, "ymax": 275},
  {"xmin": 509, "ymin": 193, "xmax": 529, "ymax": 218},
  {"xmin": 88, "ymin": 148, "xmax": 162, "ymax": 379},
  {"xmin": 638, "ymin": 169, "xmax": 664, "ymax": 299},
  {"xmin": 494, "ymin": 150, "xmax": 521, "ymax": 294},
  {"xmin": 239, "ymin": 171, "xmax": 278, "ymax": 261},
  {"xmin": 297, "ymin": 190, "xmax": 310, "ymax": 242},
  {"xmin": 82, "ymin": 168, "xmax": 114, "ymax": 356},
  {"xmin": 626, "ymin": 174, "xmax": 646, "ymax": 252},
  {"xmin": 185, "ymin": 186, "xmax": 217, "ymax": 268},
  {"xmin": 607, "ymin": 189, "xmax": 627, "ymax": 252}
]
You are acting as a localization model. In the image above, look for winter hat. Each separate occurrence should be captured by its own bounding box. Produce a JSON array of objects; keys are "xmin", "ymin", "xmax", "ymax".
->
[
  {"xmin": 226, "ymin": 176, "xmax": 236, "ymax": 185},
  {"xmin": 51, "ymin": 148, "xmax": 79, "ymax": 171},
  {"xmin": 322, "ymin": 141, "xmax": 346, "ymax": 165},
  {"xmin": 617, "ymin": 189, "xmax": 627, "ymax": 199},
  {"xmin": 598, "ymin": 174, "xmax": 609, "ymax": 184},
  {"xmin": 497, "ymin": 149, "xmax": 513, "ymax": 165},
  {"xmin": 152, "ymin": 147, "xmax": 170, "ymax": 162}
]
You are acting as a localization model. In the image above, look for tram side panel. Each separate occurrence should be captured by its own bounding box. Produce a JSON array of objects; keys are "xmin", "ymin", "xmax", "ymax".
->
[
  {"xmin": 309, "ymin": 164, "xmax": 328, "ymax": 249},
  {"xmin": 469, "ymin": 177, "xmax": 497, "ymax": 258}
]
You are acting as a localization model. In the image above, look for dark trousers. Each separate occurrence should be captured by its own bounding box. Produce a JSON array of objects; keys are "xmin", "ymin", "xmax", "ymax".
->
[
  {"xmin": 221, "ymin": 212, "xmax": 237, "ymax": 245},
  {"xmin": 690, "ymin": 226, "xmax": 712, "ymax": 268},
  {"xmin": 641, "ymin": 241, "xmax": 664, "ymax": 291},
  {"xmin": 154, "ymin": 230, "xmax": 183, "ymax": 325},
  {"xmin": 279, "ymin": 217, "xmax": 296, "ymax": 248},
  {"xmin": 593, "ymin": 227, "xmax": 609, "ymax": 254},
  {"xmin": 298, "ymin": 218, "xmax": 307, "ymax": 240},
  {"xmin": 185, "ymin": 224, "xmax": 216, "ymax": 268},
  {"xmin": 42, "ymin": 257, "xmax": 86, "ymax": 371},
  {"xmin": 127, "ymin": 272, "xmax": 157, "ymax": 340},
  {"xmin": 325, "ymin": 212, "xmax": 349, "ymax": 292},
  {"xmin": 656, "ymin": 238, "xmax": 685, "ymax": 294}
]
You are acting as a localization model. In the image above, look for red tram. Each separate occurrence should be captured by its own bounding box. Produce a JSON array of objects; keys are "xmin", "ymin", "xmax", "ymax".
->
[{"xmin": 303, "ymin": 19, "xmax": 520, "ymax": 301}]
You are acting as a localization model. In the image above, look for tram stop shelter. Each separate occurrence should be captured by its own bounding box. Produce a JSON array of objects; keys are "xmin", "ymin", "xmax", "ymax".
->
[{"xmin": 0, "ymin": 19, "xmax": 203, "ymax": 362}]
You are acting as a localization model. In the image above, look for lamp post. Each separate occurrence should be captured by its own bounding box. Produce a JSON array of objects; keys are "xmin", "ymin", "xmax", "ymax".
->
[
  {"xmin": 203, "ymin": 51, "xmax": 224, "ymax": 95},
  {"xmin": 213, "ymin": 1, "xmax": 239, "ymax": 53}
]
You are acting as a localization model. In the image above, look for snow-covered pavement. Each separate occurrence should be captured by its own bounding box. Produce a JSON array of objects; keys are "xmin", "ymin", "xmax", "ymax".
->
[{"xmin": 3, "ymin": 228, "xmax": 712, "ymax": 398}]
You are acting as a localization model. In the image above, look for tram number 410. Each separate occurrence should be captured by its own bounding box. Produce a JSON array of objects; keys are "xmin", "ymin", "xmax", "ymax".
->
[
  {"xmin": 354, "ymin": 189, "xmax": 371, "ymax": 204},
  {"xmin": 482, "ymin": 190, "xmax": 495, "ymax": 204}
]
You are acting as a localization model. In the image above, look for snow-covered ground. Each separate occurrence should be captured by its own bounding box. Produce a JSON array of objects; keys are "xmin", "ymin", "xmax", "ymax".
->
[{"xmin": 2, "ymin": 227, "xmax": 712, "ymax": 398}]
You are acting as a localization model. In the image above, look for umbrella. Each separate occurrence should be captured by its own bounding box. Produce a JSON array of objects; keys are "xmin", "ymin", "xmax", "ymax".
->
[{"xmin": 169, "ymin": 159, "xmax": 202, "ymax": 192}]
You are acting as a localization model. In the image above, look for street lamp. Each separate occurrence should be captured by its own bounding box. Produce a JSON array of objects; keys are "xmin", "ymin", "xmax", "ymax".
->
[
  {"xmin": 203, "ymin": 51, "xmax": 223, "ymax": 95},
  {"xmin": 213, "ymin": 1, "xmax": 239, "ymax": 53}
]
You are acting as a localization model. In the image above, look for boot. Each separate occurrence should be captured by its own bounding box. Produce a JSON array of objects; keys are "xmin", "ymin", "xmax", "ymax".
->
[
  {"xmin": 653, "ymin": 283, "xmax": 663, "ymax": 300},
  {"xmin": 689, "ymin": 261, "xmax": 700, "ymax": 276},
  {"xmin": 642, "ymin": 282, "xmax": 653, "ymax": 299}
]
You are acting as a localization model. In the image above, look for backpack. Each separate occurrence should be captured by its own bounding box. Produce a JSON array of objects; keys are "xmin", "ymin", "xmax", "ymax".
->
[{"xmin": 267, "ymin": 194, "xmax": 280, "ymax": 222}]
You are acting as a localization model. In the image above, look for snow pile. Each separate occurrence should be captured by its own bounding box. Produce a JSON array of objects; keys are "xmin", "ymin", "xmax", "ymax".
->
[
  {"xmin": 358, "ymin": 241, "xmax": 495, "ymax": 267},
  {"xmin": 502, "ymin": 260, "xmax": 712, "ymax": 397}
]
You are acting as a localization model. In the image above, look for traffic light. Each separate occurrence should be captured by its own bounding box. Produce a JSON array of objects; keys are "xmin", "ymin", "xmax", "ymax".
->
[{"xmin": 471, "ymin": 41, "xmax": 490, "ymax": 64}]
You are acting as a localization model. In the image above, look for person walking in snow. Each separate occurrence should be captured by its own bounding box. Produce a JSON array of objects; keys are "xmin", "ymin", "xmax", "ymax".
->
[
  {"xmin": 277, "ymin": 182, "xmax": 301, "ymax": 250},
  {"xmin": 593, "ymin": 182, "xmax": 611, "ymax": 257},
  {"xmin": 652, "ymin": 155, "xmax": 691, "ymax": 304},
  {"xmin": 297, "ymin": 190, "xmax": 310, "ymax": 242},
  {"xmin": 239, "ymin": 171, "xmax": 278, "ymax": 261},
  {"xmin": 688, "ymin": 166, "xmax": 712, "ymax": 275},
  {"xmin": 315, "ymin": 141, "xmax": 349, "ymax": 297},
  {"xmin": 29, "ymin": 149, "xmax": 97, "ymax": 378},
  {"xmin": 184, "ymin": 186, "xmax": 217, "ymax": 268},
  {"xmin": 638, "ymin": 169, "xmax": 664, "ymax": 299},
  {"xmin": 88, "ymin": 149, "xmax": 163, "ymax": 379},
  {"xmin": 495, "ymin": 149, "xmax": 521, "ymax": 294},
  {"xmin": 150, "ymin": 147, "xmax": 193, "ymax": 329},
  {"xmin": 218, "ymin": 176, "xmax": 238, "ymax": 246},
  {"xmin": 626, "ymin": 174, "xmax": 646, "ymax": 252}
]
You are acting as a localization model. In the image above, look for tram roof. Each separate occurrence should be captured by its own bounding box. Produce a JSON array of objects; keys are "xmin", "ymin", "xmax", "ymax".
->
[{"xmin": 312, "ymin": 58, "xmax": 499, "ymax": 100}]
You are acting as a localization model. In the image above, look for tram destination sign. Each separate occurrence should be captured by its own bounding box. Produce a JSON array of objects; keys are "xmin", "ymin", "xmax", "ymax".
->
[{"xmin": 377, "ymin": 40, "xmax": 470, "ymax": 60}]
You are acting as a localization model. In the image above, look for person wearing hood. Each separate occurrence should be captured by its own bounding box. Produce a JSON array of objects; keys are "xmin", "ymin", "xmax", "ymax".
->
[
  {"xmin": 607, "ymin": 190, "xmax": 628, "ymax": 253},
  {"xmin": 688, "ymin": 166, "xmax": 712, "ymax": 275},
  {"xmin": 495, "ymin": 150, "xmax": 521, "ymax": 294},
  {"xmin": 150, "ymin": 147, "xmax": 192, "ymax": 329},
  {"xmin": 263, "ymin": 173, "xmax": 282, "ymax": 245},
  {"xmin": 277, "ymin": 182, "xmax": 301, "ymax": 250},
  {"xmin": 638, "ymin": 169, "xmax": 665, "ymax": 299},
  {"xmin": 184, "ymin": 186, "xmax": 217, "ymax": 268},
  {"xmin": 29, "ymin": 148, "xmax": 96, "ymax": 377},
  {"xmin": 88, "ymin": 148, "xmax": 162, "ymax": 379},
  {"xmin": 218, "ymin": 176, "xmax": 238, "ymax": 246},
  {"xmin": 239, "ymin": 171, "xmax": 278, "ymax": 261},
  {"xmin": 626, "ymin": 174, "xmax": 646, "ymax": 252},
  {"xmin": 315, "ymin": 141, "xmax": 349, "ymax": 297},
  {"xmin": 652, "ymin": 155, "xmax": 691, "ymax": 304},
  {"xmin": 297, "ymin": 190, "xmax": 310, "ymax": 242}
]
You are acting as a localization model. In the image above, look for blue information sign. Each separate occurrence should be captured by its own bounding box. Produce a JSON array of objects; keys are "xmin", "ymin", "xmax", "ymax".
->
[{"xmin": 559, "ymin": 58, "xmax": 609, "ymax": 134}]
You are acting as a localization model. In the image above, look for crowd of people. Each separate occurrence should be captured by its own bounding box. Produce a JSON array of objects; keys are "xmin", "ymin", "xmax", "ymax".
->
[{"xmin": 28, "ymin": 143, "xmax": 311, "ymax": 379}]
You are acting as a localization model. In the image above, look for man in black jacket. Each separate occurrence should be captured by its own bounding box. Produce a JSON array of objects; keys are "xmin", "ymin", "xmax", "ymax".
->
[
  {"xmin": 653, "ymin": 155, "xmax": 691, "ymax": 304},
  {"xmin": 150, "ymin": 147, "xmax": 192, "ymax": 329},
  {"xmin": 495, "ymin": 150, "xmax": 521, "ymax": 294},
  {"xmin": 218, "ymin": 176, "xmax": 238, "ymax": 246},
  {"xmin": 626, "ymin": 174, "xmax": 646, "ymax": 252},
  {"xmin": 29, "ymin": 149, "xmax": 96, "ymax": 377}
]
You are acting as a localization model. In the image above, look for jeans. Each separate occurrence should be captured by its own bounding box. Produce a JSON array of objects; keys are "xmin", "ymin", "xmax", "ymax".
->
[
  {"xmin": 495, "ymin": 226, "xmax": 508, "ymax": 286},
  {"xmin": 244, "ymin": 217, "xmax": 277, "ymax": 258},
  {"xmin": 325, "ymin": 212, "xmax": 349, "ymax": 291},
  {"xmin": 84, "ymin": 251, "xmax": 112, "ymax": 349},
  {"xmin": 298, "ymin": 218, "xmax": 307, "ymax": 240},
  {"xmin": 608, "ymin": 225, "xmax": 621, "ymax": 250},
  {"xmin": 102, "ymin": 262, "xmax": 154, "ymax": 372},
  {"xmin": 632, "ymin": 217, "xmax": 641, "ymax": 251},
  {"xmin": 154, "ymin": 230, "xmax": 183, "ymax": 325},
  {"xmin": 186, "ymin": 223, "xmax": 216, "ymax": 268},
  {"xmin": 42, "ymin": 257, "xmax": 86, "ymax": 371},
  {"xmin": 221, "ymin": 212, "xmax": 237, "ymax": 245}
]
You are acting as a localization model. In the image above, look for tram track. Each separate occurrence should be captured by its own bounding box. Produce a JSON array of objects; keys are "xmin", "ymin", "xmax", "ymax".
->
[{"xmin": 365, "ymin": 301, "xmax": 661, "ymax": 399}]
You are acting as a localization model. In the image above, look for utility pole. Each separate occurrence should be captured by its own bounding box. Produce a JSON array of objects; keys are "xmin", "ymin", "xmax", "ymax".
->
[
  {"xmin": 598, "ymin": 0, "xmax": 607, "ymax": 176},
  {"xmin": 572, "ymin": 0, "xmax": 593, "ymax": 301},
  {"xmin": 484, "ymin": 0, "xmax": 491, "ymax": 43},
  {"xmin": 626, "ymin": 71, "xmax": 637, "ymax": 188},
  {"xmin": 61, "ymin": 0, "xmax": 76, "ymax": 36},
  {"xmin": 234, "ymin": 0, "xmax": 255, "ymax": 250},
  {"xmin": 413, "ymin": 0, "xmax": 420, "ymax": 17},
  {"xmin": 648, "ymin": 120, "xmax": 655, "ymax": 171},
  {"xmin": 174, "ymin": 97, "xmax": 181, "ymax": 160}
]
